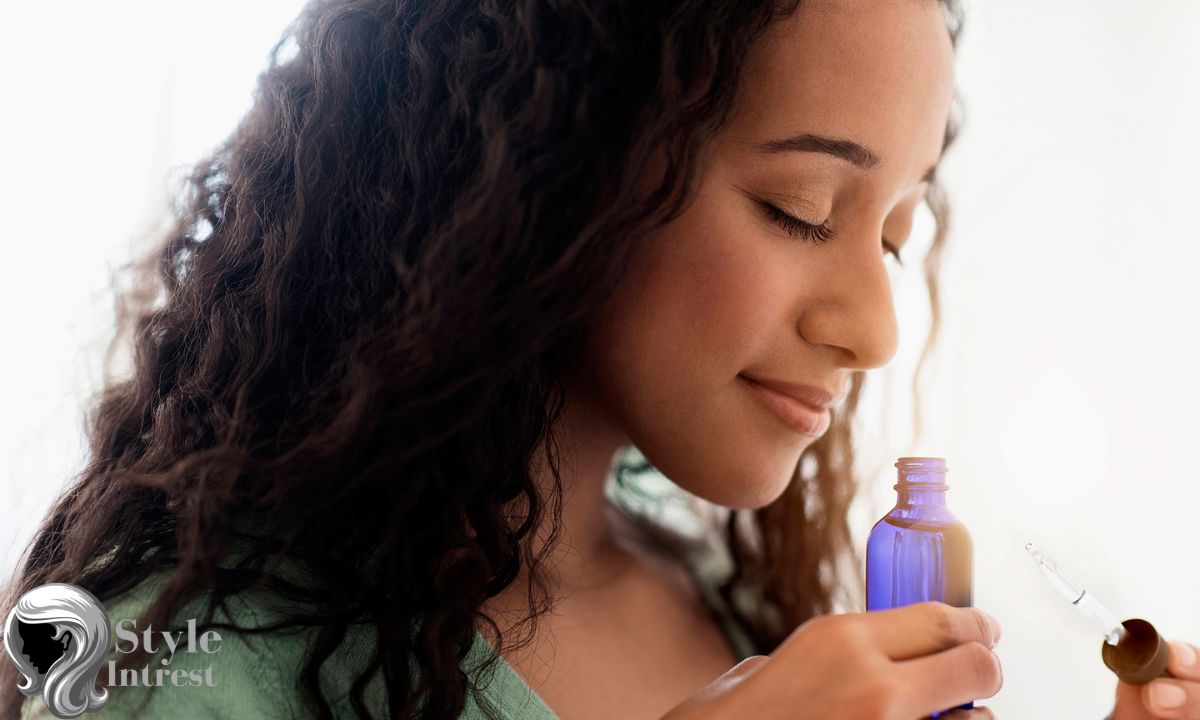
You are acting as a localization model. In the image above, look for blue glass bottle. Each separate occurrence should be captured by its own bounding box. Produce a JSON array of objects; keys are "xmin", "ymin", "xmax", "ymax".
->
[{"xmin": 866, "ymin": 457, "xmax": 974, "ymax": 717}]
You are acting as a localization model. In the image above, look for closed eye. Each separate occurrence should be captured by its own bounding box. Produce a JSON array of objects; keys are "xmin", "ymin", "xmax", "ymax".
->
[{"xmin": 757, "ymin": 200, "xmax": 904, "ymax": 267}]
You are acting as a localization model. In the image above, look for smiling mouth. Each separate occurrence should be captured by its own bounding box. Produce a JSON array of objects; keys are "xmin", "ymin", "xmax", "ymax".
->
[{"xmin": 739, "ymin": 375, "xmax": 832, "ymax": 437}]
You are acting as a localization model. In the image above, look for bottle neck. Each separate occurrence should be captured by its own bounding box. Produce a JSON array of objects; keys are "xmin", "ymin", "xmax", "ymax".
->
[
  {"xmin": 895, "ymin": 483, "xmax": 948, "ymax": 506},
  {"xmin": 894, "ymin": 456, "xmax": 950, "ymax": 507}
]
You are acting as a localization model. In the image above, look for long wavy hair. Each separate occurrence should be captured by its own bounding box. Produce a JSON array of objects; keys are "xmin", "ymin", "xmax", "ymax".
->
[{"xmin": 1, "ymin": 1, "xmax": 964, "ymax": 718}]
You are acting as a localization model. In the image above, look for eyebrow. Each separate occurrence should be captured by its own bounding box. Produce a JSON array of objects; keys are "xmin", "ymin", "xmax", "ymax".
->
[{"xmin": 754, "ymin": 132, "xmax": 938, "ymax": 184}]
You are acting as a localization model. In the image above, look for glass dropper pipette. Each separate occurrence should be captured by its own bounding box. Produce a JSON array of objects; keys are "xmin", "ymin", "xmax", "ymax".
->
[{"xmin": 1025, "ymin": 543, "xmax": 1128, "ymax": 645}]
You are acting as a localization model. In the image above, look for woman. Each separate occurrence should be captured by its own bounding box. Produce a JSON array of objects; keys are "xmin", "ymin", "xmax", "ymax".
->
[{"xmin": 4, "ymin": 0, "xmax": 1197, "ymax": 718}]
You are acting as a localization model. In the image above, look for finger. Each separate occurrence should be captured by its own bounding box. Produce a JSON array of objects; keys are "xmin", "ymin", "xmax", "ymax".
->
[
  {"xmin": 1141, "ymin": 679, "xmax": 1200, "ymax": 718},
  {"xmin": 1115, "ymin": 680, "xmax": 1158, "ymax": 720},
  {"xmin": 898, "ymin": 641, "xmax": 1003, "ymax": 718},
  {"xmin": 857, "ymin": 602, "xmax": 1001, "ymax": 660},
  {"xmin": 936, "ymin": 708, "xmax": 997, "ymax": 720},
  {"xmin": 1108, "ymin": 642, "xmax": 1200, "ymax": 720},
  {"xmin": 1166, "ymin": 641, "xmax": 1200, "ymax": 681}
]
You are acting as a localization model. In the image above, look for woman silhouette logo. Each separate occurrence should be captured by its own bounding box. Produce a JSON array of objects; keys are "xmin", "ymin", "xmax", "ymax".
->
[{"xmin": 3, "ymin": 583, "xmax": 111, "ymax": 719}]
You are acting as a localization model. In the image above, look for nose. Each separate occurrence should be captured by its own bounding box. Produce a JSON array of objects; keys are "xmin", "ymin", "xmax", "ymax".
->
[{"xmin": 794, "ymin": 228, "xmax": 900, "ymax": 371}]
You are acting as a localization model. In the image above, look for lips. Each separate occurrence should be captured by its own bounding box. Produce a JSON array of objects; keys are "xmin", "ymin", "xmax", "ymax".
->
[
  {"xmin": 739, "ymin": 374, "xmax": 842, "ymax": 409},
  {"xmin": 739, "ymin": 374, "xmax": 836, "ymax": 436}
]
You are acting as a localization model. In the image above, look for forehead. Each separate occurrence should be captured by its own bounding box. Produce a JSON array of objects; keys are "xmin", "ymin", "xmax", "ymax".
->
[{"xmin": 722, "ymin": 0, "xmax": 956, "ymax": 178}]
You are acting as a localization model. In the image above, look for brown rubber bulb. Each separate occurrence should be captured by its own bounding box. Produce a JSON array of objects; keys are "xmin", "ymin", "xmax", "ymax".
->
[{"xmin": 1101, "ymin": 618, "xmax": 1175, "ymax": 685}]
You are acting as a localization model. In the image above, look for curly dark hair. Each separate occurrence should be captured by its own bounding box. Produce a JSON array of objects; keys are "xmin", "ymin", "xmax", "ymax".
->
[{"xmin": 1, "ymin": 0, "xmax": 964, "ymax": 718}]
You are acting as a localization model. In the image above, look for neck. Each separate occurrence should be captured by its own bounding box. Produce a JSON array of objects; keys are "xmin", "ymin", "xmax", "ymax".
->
[{"xmin": 515, "ymin": 380, "xmax": 637, "ymax": 595}]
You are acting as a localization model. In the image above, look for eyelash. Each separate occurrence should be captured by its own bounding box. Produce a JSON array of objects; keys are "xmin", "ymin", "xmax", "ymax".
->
[{"xmin": 758, "ymin": 200, "xmax": 904, "ymax": 267}]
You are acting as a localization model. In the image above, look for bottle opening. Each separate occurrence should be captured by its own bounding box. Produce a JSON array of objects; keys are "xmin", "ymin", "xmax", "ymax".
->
[{"xmin": 895, "ymin": 456, "xmax": 948, "ymax": 485}]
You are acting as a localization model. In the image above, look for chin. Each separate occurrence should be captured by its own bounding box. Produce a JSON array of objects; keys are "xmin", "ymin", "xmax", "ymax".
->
[
  {"xmin": 618, "ymin": 384, "xmax": 815, "ymax": 511},
  {"xmin": 674, "ymin": 451, "xmax": 801, "ymax": 510}
]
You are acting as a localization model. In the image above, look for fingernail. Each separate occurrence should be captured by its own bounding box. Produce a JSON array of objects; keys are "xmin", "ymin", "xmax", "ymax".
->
[
  {"xmin": 1172, "ymin": 641, "xmax": 1197, "ymax": 669},
  {"xmin": 1149, "ymin": 682, "xmax": 1186, "ymax": 711},
  {"xmin": 987, "ymin": 613, "xmax": 1002, "ymax": 646}
]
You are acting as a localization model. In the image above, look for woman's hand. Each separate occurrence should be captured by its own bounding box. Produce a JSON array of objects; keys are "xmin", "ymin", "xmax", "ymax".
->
[
  {"xmin": 659, "ymin": 601, "xmax": 1003, "ymax": 720},
  {"xmin": 1111, "ymin": 640, "xmax": 1200, "ymax": 719}
]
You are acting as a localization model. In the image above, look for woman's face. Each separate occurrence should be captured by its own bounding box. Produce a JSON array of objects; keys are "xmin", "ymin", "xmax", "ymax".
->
[{"xmin": 580, "ymin": 0, "xmax": 956, "ymax": 509}]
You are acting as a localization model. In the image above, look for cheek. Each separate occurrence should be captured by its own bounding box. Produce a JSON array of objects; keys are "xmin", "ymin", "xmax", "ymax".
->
[
  {"xmin": 584, "ymin": 197, "xmax": 811, "ymax": 509},
  {"xmin": 634, "ymin": 198, "xmax": 790, "ymax": 373}
]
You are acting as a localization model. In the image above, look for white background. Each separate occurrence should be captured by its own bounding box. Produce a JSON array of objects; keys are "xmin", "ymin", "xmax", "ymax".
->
[{"xmin": 2, "ymin": 1, "xmax": 1198, "ymax": 717}]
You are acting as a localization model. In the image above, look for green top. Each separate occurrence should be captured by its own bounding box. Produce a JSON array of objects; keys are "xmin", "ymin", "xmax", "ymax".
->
[{"xmin": 18, "ymin": 532, "xmax": 755, "ymax": 719}]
